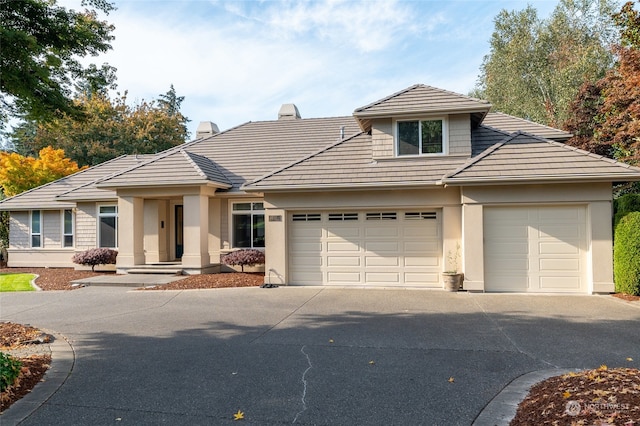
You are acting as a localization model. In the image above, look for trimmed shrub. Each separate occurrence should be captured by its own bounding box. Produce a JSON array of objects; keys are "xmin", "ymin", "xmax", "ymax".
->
[
  {"xmin": 1, "ymin": 352, "xmax": 22, "ymax": 392},
  {"xmin": 614, "ymin": 212, "xmax": 640, "ymax": 295},
  {"xmin": 222, "ymin": 249, "xmax": 265, "ymax": 272},
  {"xmin": 613, "ymin": 193, "xmax": 640, "ymax": 228},
  {"xmin": 72, "ymin": 248, "xmax": 118, "ymax": 271}
]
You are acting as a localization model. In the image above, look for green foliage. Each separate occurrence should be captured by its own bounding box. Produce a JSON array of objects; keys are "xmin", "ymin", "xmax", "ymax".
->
[
  {"xmin": 9, "ymin": 89, "xmax": 189, "ymax": 167},
  {"xmin": 0, "ymin": 0, "xmax": 116, "ymax": 127},
  {"xmin": 0, "ymin": 351, "xmax": 22, "ymax": 392},
  {"xmin": 614, "ymin": 1, "xmax": 640, "ymax": 48},
  {"xmin": 614, "ymin": 212, "xmax": 640, "ymax": 295},
  {"xmin": 613, "ymin": 193, "xmax": 640, "ymax": 226},
  {"xmin": 476, "ymin": 0, "xmax": 617, "ymax": 128}
]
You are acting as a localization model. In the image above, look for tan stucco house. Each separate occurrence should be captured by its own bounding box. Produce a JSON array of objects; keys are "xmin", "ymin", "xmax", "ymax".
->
[{"xmin": 3, "ymin": 84, "xmax": 640, "ymax": 293}]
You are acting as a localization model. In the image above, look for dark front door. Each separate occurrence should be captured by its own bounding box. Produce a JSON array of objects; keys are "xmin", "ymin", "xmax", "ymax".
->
[{"xmin": 175, "ymin": 205, "xmax": 183, "ymax": 259}]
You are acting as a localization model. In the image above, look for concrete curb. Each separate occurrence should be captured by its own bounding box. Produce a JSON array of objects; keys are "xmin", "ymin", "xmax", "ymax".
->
[
  {"xmin": 473, "ymin": 368, "xmax": 581, "ymax": 426},
  {"xmin": 1, "ymin": 332, "xmax": 75, "ymax": 426}
]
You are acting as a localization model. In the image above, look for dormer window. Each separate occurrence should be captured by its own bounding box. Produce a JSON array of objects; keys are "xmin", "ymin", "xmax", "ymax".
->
[{"xmin": 397, "ymin": 118, "xmax": 446, "ymax": 156}]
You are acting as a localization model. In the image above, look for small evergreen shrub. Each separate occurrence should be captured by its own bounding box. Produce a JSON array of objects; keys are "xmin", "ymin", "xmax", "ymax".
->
[
  {"xmin": 613, "ymin": 193, "xmax": 640, "ymax": 228},
  {"xmin": 72, "ymin": 248, "xmax": 118, "ymax": 271},
  {"xmin": 614, "ymin": 212, "xmax": 640, "ymax": 295},
  {"xmin": 222, "ymin": 249, "xmax": 265, "ymax": 272},
  {"xmin": 0, "ymin": 352, "xmax": 22, "ymax": 392}
]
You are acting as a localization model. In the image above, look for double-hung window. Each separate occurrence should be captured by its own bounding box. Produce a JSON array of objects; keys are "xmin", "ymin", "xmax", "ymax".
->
[
  {"xmin": 31, "ymin": 210, "xmax": 42, "ymax": 248},
  {"xmin": 397, "ymin": 119, "xmax": 445, "ymax": 155},
  {"xmin": 63, "ymin": 209, "xmax": 74, "ymax": 247},
  {"xmin": 231, "ymin": 202, "xmax": 265, "ymax": 248},
  {"xmin": 98, "ymin": 205, "xmax": 118, "ymax": 248}
]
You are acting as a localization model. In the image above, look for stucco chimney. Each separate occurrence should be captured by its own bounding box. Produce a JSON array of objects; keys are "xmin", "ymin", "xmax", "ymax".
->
[
  {"xmin": 278, "ymin": 104, "xmax": 301, "ymax": 120},
  {"xmin": 196, "ymin": 121, "xmax": 220, "ymax": 139}
]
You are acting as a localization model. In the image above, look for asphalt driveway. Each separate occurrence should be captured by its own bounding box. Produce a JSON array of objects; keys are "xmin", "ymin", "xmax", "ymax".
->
[{"xmin": 1, "ymin": 287, "xmax": 639, "ymax": 425}]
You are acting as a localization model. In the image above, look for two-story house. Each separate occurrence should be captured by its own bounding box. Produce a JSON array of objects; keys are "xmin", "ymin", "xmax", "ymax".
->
[{"xmin": 3, "ymin": 84, "xmax": 640, "ymax": 293}]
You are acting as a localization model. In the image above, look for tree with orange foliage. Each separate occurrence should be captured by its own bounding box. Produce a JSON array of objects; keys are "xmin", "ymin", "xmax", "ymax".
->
[{"xmin": 0, "ymin": 146, "xmax": 86, "ymax": 197}]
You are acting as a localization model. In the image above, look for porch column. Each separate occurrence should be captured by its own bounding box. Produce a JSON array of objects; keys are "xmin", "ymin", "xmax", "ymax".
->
[
  {"xmin": 117, "ymin": 196, "xmax": 145, "ymax": 269},
  {"xmin": 182, "ymin": 194, "xmax": 209, "ymax": 272}
]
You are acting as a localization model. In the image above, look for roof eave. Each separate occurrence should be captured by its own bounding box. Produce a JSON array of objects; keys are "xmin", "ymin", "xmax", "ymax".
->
[
  {"xmin": 443, "ymin": 174, "xmax": 640, "ymax": 186},
  {"xmin": 97, "ymin": 181, "xmax": 233, "ymax": 190},
  {"xmin": 242, "ymin": 180, "xmax": 444, "ymax": 193}
]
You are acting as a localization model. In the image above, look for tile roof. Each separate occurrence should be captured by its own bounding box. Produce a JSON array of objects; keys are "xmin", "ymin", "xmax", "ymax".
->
[
  {"xmin": 0, "ymin": 155, "xmax": 152, "ymax": 210},
  {"xmin": 98, "ymin": 149, "xmax": 232, "ymax": 189},
  {"xmin": 244, "ymin": 133, "xmax": 468, "ymax": 191},
  {"xmin": 444, "ymin": 132, "xmax": 640, "ymax": 184},
  {"xmin": 482, "ymin": 112, "xmax": 572, "ymax": 141}
]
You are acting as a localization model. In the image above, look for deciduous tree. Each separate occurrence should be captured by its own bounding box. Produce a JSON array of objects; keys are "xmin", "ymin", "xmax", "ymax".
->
[
  {"xmin": 0, "ymin": 0, "xmax": 116, "ymax": 127},
  {"xmin": 0, "ymin": 147, "xmax": 85, "ymax": 197}
]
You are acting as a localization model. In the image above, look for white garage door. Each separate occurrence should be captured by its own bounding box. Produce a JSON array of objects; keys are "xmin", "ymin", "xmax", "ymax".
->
[
  {"xmin": 289, "ymin": 211, "xmax": 441, "ymax": 287},
  {"xmin": 484, "ymin": 206, "xmax": 587, "ymax": 293}
]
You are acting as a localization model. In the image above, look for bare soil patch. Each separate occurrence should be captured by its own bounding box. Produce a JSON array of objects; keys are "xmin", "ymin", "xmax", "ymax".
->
[
  {"xmin": 511, "ymin": 366, "xmax": 640, "ymax": 425},
  {"xmin": 0, "ymin": 323, "xmax": 51, "ymax": 413}
]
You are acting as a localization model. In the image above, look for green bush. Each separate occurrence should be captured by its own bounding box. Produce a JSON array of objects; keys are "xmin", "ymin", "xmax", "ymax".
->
[
  {"xmin": 614, "ymin": 212, "xmax": 640, "ymax": 295},
  {"xmin": 0, "ymin": 351, "xmax": 22, "ymax": 392},
  {"xmin": 613, "ymin": 193, "xmax": 640, "ymax": 228}
]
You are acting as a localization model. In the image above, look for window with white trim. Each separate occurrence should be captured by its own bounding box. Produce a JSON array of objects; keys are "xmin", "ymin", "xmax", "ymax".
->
[
  {"xmin": 232, "ymin": 202, "xmax": 264, "ymax": 248},
  {"xmin": 63, "ymin": 209, "xmax": 74, "ymax": 247},
  {"xmin": 98, "ymin": 205, "xmax": 118, "ymax": 248},
  {"xmin": 397, "ymin": 119, "xmax": 445, "ymax": 155},
  {"xmin": 31, "ymin": 210, "xmax": 42, "ymax": 248}
]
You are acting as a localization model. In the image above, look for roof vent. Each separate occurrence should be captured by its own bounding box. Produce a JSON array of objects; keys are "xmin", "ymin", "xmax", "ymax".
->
[
  {"xmin": 196, "ymin": 121, "xmax": 220, "ymax": 139},
  {"xmin": 278, "ymin": 104, "xmax": 301, "ymax": 120}
]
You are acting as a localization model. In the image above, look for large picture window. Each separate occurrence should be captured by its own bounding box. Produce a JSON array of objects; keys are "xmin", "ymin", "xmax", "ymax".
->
[
  {"xmin": 63, "ymin": 209, "xmax": 74, "ymax": 247},
  {"xmin": 98, "ymin": 205, "xmax": 118, "ymax": 248},
  {"xmin": 232, "ymin": 202, "xmax": 265, "ymax": 248},
  {"xmin": 397, "ymin": 119, "xmax": 444, "ymax": 155},
  {"xmin": 31, "ymin": 210, "xmax": 42, "ymax": 248}
]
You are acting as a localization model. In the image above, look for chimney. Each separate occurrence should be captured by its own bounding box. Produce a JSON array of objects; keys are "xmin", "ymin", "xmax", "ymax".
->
[
  {"xmin": 278, "ymin": 104, "xmax": 301, "ymax": 120},
  {"xmin": 196, "ymin": 121, "xmax": 220, "ymax": 139}
]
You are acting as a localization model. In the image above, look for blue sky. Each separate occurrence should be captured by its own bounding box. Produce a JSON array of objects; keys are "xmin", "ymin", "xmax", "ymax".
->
[{"xmin": 65, "ymin": 0, "xmax": 560, "ymax": 137}]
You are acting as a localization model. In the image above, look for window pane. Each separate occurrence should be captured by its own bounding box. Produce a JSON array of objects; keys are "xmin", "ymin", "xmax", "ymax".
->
[
  {"xmin": 233, "ymin": 214, "xmax": 252, "ymax": 248},
  {"xmin": 99, "ymin": 217, "xmax": 117, "ymax": 248},
  {"xmin": 31, "ymin": 235, "xmax": 41, "ymax": 248},
  {"xmin": 398, "ymin": 121, "xmax": 419, "ymax": 155},
  {"xmin": 253, "ymin": 214, "xmax": 265, "ymax": 248},
  {"xmin": 64, "ymin": 210, "xmax": 73, "ymax": 234},
  {"xmin": 64, "ymin": 235, "xmax": 74, "ymax": 247},
  {"xmin": 233, "ymin": 203, "xmax": 251, "ymax": 211},
  {"xmin": 100, "ymin": 206, "xmax": 117, "ymax": 214},
  {"xmin": 31, "ymin": 211, "xmax": 41, "ymax": 233},
  {"xmin": 421, "ymin": 120, "xmax": 443, "ymax": 154},
  {"xmin": 252, "ymin": 202, "xmax": 264, "ymax": 211}
]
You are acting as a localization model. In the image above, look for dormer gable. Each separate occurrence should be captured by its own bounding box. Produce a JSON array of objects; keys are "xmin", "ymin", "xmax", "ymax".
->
[{"xmin": 354, "ymin": 84, "xmax": 491, "ymax": 160}]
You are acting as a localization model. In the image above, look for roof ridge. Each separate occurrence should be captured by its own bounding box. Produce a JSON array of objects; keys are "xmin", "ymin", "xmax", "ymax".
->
[
  {"xmin": 1, "ymin": 154, "xmax": 129, "ymax": 204},
  {"xmin": 181, "ymin": 150, "xmax": 233, "ymax": 186},
  {"xmin": 181, "ymin": 150, "xmax": 208, "ymax": 179},
  {"xmin": 486, "ymin": 112, "xmax": 571, "ymax": 135},
  {"xmin": 243, "ymin": 130, "xmax": 366, "ymax": 188},
  {"xmin": 353, "ymin": 84, "xmax": 421, "ymax": 113}
]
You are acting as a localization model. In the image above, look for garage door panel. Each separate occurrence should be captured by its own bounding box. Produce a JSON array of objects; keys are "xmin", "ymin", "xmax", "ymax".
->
[
  {"xmin": 291, "ymin": 256, "xmax": 323, "ymax": 267},
  {"xmin": 289, "ymin": 210, "xmax": 441, "ymax": 286},
  {"xmin": 540, "ymin": 258, "xmax": 580, "ymax": 271},
  {"xmin": 485, "ymin": 206, "xmax": 587, "ymax": 293},
  {"xmin": 538, "ymin": 241, "xmax": 580, "ymax": 255}
]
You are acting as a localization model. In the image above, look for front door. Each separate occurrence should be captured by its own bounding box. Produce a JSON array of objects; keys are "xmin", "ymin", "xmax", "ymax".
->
[{"xmin": 175, "ymin": 205, "xmax": 183, "ymax": 259}]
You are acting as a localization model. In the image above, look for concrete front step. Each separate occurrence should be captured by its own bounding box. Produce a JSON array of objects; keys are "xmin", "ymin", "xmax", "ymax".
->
[{"xmin": 127, "ymin": 268, "xmax": 183, "ymax": 275}]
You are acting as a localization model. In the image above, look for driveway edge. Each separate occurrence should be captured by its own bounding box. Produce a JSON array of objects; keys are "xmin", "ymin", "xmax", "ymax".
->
[
  {"xmin": 473, "ymin": 368, "xmax": 580, "ymax": 426},
  {"xmin": 1, "ymin": 331, "xmax": 75, "ymax": 426}
]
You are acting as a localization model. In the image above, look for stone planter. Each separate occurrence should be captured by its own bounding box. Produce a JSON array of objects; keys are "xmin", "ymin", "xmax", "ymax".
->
[{"xmin": 442, "ymin": 273, "xmax": 463, "ymax": 292}]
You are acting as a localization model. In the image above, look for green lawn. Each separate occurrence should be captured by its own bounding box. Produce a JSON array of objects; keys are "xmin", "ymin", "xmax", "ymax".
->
[{"xmin": 0, "ymin": 273, "xmax": 36, "ymax": 292}]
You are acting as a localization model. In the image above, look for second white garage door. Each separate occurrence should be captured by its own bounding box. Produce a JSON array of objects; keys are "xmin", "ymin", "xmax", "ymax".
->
[
  {"xmin": 484, "ymin": 205, "xmax": 588, "ymax": 293},
  {"xmin": 289, "ymin": 211, "xmax": 441, "ymax": 286}
]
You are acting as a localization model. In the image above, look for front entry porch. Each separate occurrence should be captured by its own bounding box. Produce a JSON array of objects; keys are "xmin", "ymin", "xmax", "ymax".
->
[{"xmin": 115, "ymin": 186, "xmax": 223, "ymax": 275}]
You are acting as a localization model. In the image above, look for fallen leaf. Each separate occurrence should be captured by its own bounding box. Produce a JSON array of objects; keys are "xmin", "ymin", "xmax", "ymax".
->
[
  {"xmin": 599, "ymin": 364, "xmax": 608, "ymax": 371},
  {"xmin": 626, "ymin": 357, "xmax": 633, "ymax": 362},
  {"xmin": 328, "ymin": 339, "xmax": 334, "ymax": 344},
  {"xmin": 369, "ymin": 360, "xmax": 375, "ymax": 365},
  {"xmin": 562, "ymin": 391, "xmax": 571, "ymax": 399},
  {"xmin": 234, "ymin": 410, "xmax": 244, "ymax": 421},
  {"xmin": 448, "ymin": 377, "xmax": 455, "ymax": 383}
]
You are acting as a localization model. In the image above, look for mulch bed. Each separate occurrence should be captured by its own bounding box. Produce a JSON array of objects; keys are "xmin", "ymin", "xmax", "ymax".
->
[
  {"xmin": 511, "ymin": 366, "xmax": 640, "ymax": 425},
  {"xmin": 1, "ymin": 323, "xmax": 52, "ymax": 413},
  {"xmin": 141, "ymin": 272, "xmax": 264, "ymax": 290}
]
